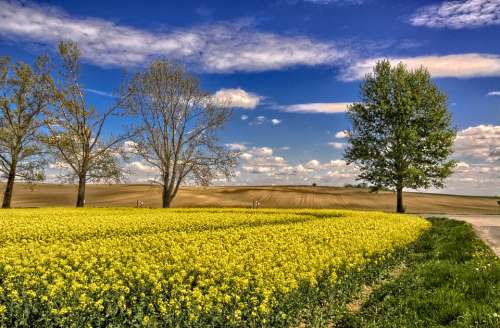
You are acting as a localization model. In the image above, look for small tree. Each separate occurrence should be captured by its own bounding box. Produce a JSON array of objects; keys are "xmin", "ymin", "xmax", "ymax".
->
[
  {"xmin": 0, "ymin": 56, "xmax": 53, "ymax": 208},
  {"xmin": 345, "ymin": 60, "xmax": 456, "ymax": 213},
  {"xmin": 46, "ymin": 41, "xmax": 130, "ymax": 207},
  {"xmin": 123, "ymin": 61, "xmax": 237, "ymax": 208}
]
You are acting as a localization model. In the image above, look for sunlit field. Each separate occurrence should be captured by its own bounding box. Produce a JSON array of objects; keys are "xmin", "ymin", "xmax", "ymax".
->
[{"xmin": 0, "ymin": 208, "xmax": 429, "ymax": 327}]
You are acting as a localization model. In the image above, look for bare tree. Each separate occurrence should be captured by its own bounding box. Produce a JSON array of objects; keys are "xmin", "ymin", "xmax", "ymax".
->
[
  {"xmin": 123, "ymin": 61, "xmax": 238, "ymax": 208},
  {"xmin": 0, "ymin": 56, "xmax": 54, "ymax": 208},
  {"xmin": 46, "ymin": 41, "xmax": 130, "ymax": 207}
]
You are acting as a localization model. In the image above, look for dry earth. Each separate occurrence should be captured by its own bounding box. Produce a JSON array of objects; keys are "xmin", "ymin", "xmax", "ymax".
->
[{"xmin": 3, "ymin": 183, "xmax": 499, "ymax": 214}]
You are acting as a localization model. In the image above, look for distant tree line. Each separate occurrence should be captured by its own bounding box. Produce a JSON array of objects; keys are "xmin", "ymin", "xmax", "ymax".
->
[
  {"xmin": 0, "ymin": 42, "xmax": 456, "ymax": 212},
  {"xmin": 0, "ymin": 41, "xmax": 237, "ymax": 208}
]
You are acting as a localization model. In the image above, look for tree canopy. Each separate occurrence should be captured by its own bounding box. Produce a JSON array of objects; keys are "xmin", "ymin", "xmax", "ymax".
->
[
  {"xmin": 45, "ymin": 41, "xmax": 131, "ymax": 207},
  {"xmin": 345, "ymin": 60, "xmax": 456, "ymax": 213},
  {"xmin": 123, "ymin": 61, "xmax": 237, "ymax": 208},
  {"xmin": 0, "ymin": 56, "xmax": 54, "ymax": 208}
]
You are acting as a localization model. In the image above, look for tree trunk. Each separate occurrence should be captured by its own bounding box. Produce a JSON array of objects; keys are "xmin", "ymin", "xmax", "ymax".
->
[
  {"xmin": 76, "ymin": 174, "xmax": 86, "ymax": 207},
  {"xmin": 396, "ymin": 185, "xmax": 405, "ymax": 213},
  {"xmin": 162, "ymin": 183, "xmax": 171, "ymax": 208},
  {"xmin": 2, "ymin": 165, "xmax": 16, "ymax": 209}
]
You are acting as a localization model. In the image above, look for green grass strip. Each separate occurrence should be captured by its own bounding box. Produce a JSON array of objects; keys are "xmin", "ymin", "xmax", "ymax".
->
[{"xmin": 339, "ymin": 217, "xmax": 500, "ymax": 328}]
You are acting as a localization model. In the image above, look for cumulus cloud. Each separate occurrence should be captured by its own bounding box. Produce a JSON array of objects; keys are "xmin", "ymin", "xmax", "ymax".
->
[
  {"xmin": 256, "ymin": 116, "xmax": 267, "ymax": 125},
  {"xmin": 225, "ymin": 143, "xmax": 248, "ymax": 151},
  {"xmin": 248, "ymin": 116, "xmax": 282, "ymax": 126},
  {"xmin": 122, "ymin": 140, "xmax": 138, "ymax": 153},
  {"xmin": 453, "ymin": 124, "xmax": 500, "ymax": 161},
  {"xmin": 328, "ymin": 142, "xmax": 346, "ymax": 149},
  {"xmin": 342, "ymin": 54, "xmax": 500, "ymax": 81},
  {"xmin": 487, "ymin": 91, "xmax": 500, "ymax": 96},
  {"xmin": 249, "ymin": 147, "xmax": 273, "ymax": 157},
  {"xmin": 282, "ymin": 102, "xmax": 352, "ymax": 114},
  {"xmin": 410, "ymin": 0, "xmax": 500, "ymax": 29},
  {"xmin": 335, "ymin": 130, "xmax": 349, "ymax": 138},
  {"xmin": 48, "ymin": 161, "xmax": 70, "ymax": 169},
  {"xmin": 240, "ymin": 152, "xmax": 254, "ymax": 161},
  {"xmin": 305, "ymin": 159, "xmax": 321, "ymax": 169},
  {"xmin": 125, "ymin": 161, "xmax": 159, "ymax": 174},
  {"xmin": 223, "ymin": 126, "xmax": 500, "ymax": 195},
  {"xmin": 440, "ymin": 124, "xmax": 500, "ymax": 195},
  {"xmin": 322, "ymin": 159, "xmax": 348, "ymax": 168},
  {"xmin": 213, "ymin": 88, "xmax": 262, "ymax": 109},
  {"xmin": 0, "ymin": 1, "xmax": 347, "ymax": 72},
  {"xmin": 242, "ymin": 166, "xmax": 273, "ymax": 174},
  {"xmin": 240, "ymin": 115, "xmax": 249, "ymax": 121}
]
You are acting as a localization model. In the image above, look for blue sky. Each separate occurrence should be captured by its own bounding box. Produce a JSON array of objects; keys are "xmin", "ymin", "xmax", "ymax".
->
[{"xmin": 0, "ymin": 0, "xmax": 499, "ymax": 195}]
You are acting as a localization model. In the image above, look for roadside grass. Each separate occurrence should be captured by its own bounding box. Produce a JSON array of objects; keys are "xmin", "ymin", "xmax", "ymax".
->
[{"xmin": 338, "ymin": 218, "xmax": 500, "ymax": 328}]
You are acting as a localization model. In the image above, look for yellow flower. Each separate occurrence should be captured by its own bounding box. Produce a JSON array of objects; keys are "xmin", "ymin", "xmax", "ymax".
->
[{"xmin": 0, "ymin": 208, "xmax": 429, "ymax": 326}]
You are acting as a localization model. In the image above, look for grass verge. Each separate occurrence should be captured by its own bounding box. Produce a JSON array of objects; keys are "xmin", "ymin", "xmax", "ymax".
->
[{"xmin": 337, "ymin": 218, "xmax": 500, "ymax": 328}]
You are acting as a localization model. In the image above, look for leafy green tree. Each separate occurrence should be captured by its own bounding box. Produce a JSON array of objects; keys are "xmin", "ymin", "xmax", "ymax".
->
[
  {"xmin": 46, "ymin": 41, "xmax": 131, "ymax": 207},
  {"xmin": 345, "ymin": 60, "xmax": 456, "ymax": 213},
  {"xmin": 0, "ymin": 56, "xmax": 54, "ymax": 208}
]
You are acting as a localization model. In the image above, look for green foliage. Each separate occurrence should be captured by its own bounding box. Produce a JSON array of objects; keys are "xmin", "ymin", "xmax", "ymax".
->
[
  {"xmin": 341, "ymin": 218, "xmax": 500, "ymax": 327},
  {"xmin": 345, "ymin": 60, "xmax": 456, "ymax": 211},
  {"xmin": 45, "ymin": 41, "xmax": 130, "ymax": 206},
  {"xmin": 0, "ymin": 55, "xmax": 54, "ymax": 207}
]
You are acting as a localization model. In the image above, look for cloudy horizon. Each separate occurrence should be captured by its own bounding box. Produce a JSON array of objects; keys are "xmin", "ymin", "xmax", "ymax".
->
[{"xmin": 1, "ymin": 0, "xmax": 499, "ymax": 196}]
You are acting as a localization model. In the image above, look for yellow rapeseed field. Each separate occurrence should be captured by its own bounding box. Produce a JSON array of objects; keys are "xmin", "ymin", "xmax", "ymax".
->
[{"xmin": 0, "ymin": 208, "xmax": 429, "ymax": 327}]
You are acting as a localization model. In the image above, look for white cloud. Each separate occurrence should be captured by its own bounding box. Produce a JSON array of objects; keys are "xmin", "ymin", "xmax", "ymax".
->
[
  {"xmin": 323, "ymin": 159, "xmax": 348, "ymax": 168},
  {"xmin": 256, "ymin": 116, "xmax": 267, "ymax": 125},
  {"xmin": 328, "ymin": 142, "xmax": 346, "ymax": 149},
  {"xmin": 443, "ymin": 124, "xmax": 500, "ymax": 195},
  {"xmin": 224, "ymin": 127, "xmax": 500, "ymax": 195},
  {"xmin": 213, "ymin": 88, "xmax": 262, "ymax": 109},
  {"xmin": 248, "ymin": 116, "xmax": 282, "ymax": 126},
  {"xmin": 83, "ymin": 88, "xmax": 115, "ymax": 98},
  {"xmin": 122, "ymin": 140, "xmax": 137, "ymax": 153},
  {"xmin": 250, "ymin": 147, "xmax": 273, "ymax": 157},
  {"xmin": 455, "ymin": 161, "xmax": 470, "ymax": 172},
  {"xmin": 242, "ymin": 166, "xmax": 272, "ymax": 174},
  {"xmin": 410, "ymin": 0, "xmax": 500, "ymax": 29},
  {"xmin": 342, "ymin": 54, "xmax": 500, "ymax": 81},
  {"xmin": 225, "ymin": 143, "xmax": 247, "ymax": 151},
  {"xmin": 487, "ymin": 91, "xmax": 500, "ymax": 96},
  {"xmin": 453, "ymin": 124, "xmax": 500, "ymax": 161},
  {"xmin": 0, "ymin": 1, "xmax": 347, "ymax": 72},
  {"xmin": 335, "ymin": 130, "xmax": 349, "ymax": 138},
  {"xmin": 240, "ymin": 152, "xmax": 254, "ymax": 161},
  {"xmin": 272, "ymin": 156, "xmax": 286, "ymax": 163},
  {"xmin": 326, "ymin": 171, "xmax": 355, "ymax": 179},
  {"xmin": 218, "ymin": 142, "xmax": 361, "ymax": 186},
  {"xmin": 241, "ymin": 115, "xmax": 249, "ymax": 120},
  {"xmin": 282, "ymin": 102, "xmax": 352, "ymax": 114},
  {"xmin": 305, "ymin": 159, "xmax": 321, "ymax": 169},
  {"xmin": 48, "ymin": 161, "xmax": 70, "ymax": 169},
  {"xmin": 125, "ymin": 161, "xmax": 158, "ymax": 174}
]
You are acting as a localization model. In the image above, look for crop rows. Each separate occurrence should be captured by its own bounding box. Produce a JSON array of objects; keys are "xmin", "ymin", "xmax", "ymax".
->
[{"xmin": 0, "ymin": 208, "xmax": 430, "ymax": 327}]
